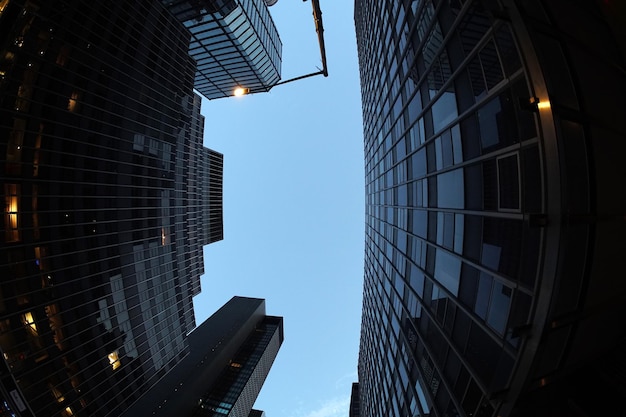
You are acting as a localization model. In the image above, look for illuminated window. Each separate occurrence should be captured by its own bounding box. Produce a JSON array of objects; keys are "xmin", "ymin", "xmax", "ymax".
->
[
  {"xmin": 62, "ymin": 406, "xmax": 74, "ymax": 416},
  {"xmin": 67, "ymin": 91, "xmax": 79, "ymax": 112},
  {"xmin": 108, "ymin": 351, "xmax": 121, "ymax": 370},
  {"xmin": 48, "ymin": 383, "xmax": 65, "ymax": 403},
  {"xmin": 0, "ymin": 0, "xmax": 9, "ymax": 15},
  {"xmin": 21, "ymin": 312, "xmax": 38, "ymax": 336},
  {"xmin": 4, "ymin": 184, "xmax": 20, "ymax": 242}
]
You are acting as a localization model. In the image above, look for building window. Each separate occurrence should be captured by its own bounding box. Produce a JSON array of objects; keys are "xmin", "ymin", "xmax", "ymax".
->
[
  {"xmin": 67, "ymin": 91, "xmax": 80, "ymax": 112},
  {"xmin": 4, "ymin": 183, "xmax": 20, "ymax": 242},
  {"xmin": 108, "ymin": 351, "xmax": 121, "ymax": 370},
  {"xmin": 21, "ymin": 312, "xmax": 39, "ymax": 337},
  {"xmin": 497, "ymin": 153, "xmax": 520, "ymax": 211}
]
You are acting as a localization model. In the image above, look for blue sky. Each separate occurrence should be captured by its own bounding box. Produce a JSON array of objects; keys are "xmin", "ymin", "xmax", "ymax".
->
[{"xmin": 193, "ymin": 2, "xmax": 364, "ymax": 417}]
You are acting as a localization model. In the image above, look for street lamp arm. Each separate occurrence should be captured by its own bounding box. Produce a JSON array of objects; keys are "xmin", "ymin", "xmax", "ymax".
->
[
  {"xmin": 274, "ymin": 70, "xmax": 326, "ymax": 86},
  {"xmin": 310, "ymin": 0, "xmax": 328, "ymax": 77},
  {"xmin": 273, "ymin": 0, "xmax": 328, "ymax": 88}
]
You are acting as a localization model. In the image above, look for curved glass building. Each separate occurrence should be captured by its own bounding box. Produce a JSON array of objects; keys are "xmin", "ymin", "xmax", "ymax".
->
[{"xmin": 354, "ymin": 0, "xmax": 626, "ymax": 416}]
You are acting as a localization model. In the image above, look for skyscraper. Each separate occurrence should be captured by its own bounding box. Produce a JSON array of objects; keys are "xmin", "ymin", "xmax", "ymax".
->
[
  {"xmin": 119, "ymin": 296, "xmax": 283, "ymax": 417},
  {"xmin": 354, "ymin": 1, "xmax": 626, "ymax": 416},
  {"xmin": 0, "ymin": 0, "xmax": 224, "ymax": 415},
  {"xmin": 164, "ymin": 0, "xmax": 283, "ymax": 99},
  {"xmin": 349, "ymin": 383, "xmax": 360, "ymax": 417}
]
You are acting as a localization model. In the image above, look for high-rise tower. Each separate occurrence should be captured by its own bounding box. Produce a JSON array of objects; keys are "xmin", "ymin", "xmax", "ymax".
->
[
  {"xmin": 0, "ymin": 1, "xmax": 222, "ymax": 416},
  {"xmin": 120, "ymin": 296, "xmax": 283, "ymax": 417},
  {"xmin": 354, "ymin": 0, "xmax": 626, "ymax": 416}
]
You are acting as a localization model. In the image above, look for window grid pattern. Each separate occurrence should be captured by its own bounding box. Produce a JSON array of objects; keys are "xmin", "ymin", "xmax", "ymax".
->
[
  {"xmin": 0, "ymin": 1, "xmax": 223, "ymax": 416},
  {"xmin": 194, "ymin": 318, "xmax": 282, "ymax": 417},
  {"xmin": 355, "ymin": 1, "xmax": 544, "ymax": 416},
  {"xmin": 165, "ymin": 0, "xmax": 282, "ymax": 99}
]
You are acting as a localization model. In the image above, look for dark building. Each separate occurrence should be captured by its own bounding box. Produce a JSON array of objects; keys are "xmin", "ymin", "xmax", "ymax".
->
[
  {"xmin": 164, "ymin": 0, "xmax": 283, "ymax": 100},
  {"xmin": 120, "ymin": 296, "xmax": 283, "ymax": 417},
  {"xmin": 349, "ymin": 382, "xmax": 360, "ymax": 417},
  {"xmin": 0, "ymin": 1, "xmax": 223, "ymax": 416},
  {"xmin": 354, "ymin": 1, "xmax": 626, "ymax": 416}
]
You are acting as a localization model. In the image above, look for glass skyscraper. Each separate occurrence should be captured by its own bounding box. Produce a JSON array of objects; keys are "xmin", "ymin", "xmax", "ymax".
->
[
  {"xmin": 119, "ymin": 297, "xmax": 283, "ymax": 417},
  {"xmin": 354, "ymin": 0, "xmax": 626, "ymax": 416},
  {"xmin": 164, "ymin": 0, "xmax": 282, "ymax": 99},
  {"xmin": 0, "ymin": 1, "xmax": 228, "ymax": 416}
]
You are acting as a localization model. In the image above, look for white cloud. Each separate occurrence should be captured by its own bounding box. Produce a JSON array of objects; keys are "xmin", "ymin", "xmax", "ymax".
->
[
  {"xmin": 301, "ymin": 396, "xmax": 351, "ymax": 417},
  {"xmin": 334, "ymin": 371, "xmax": 358, "ymax": 390}
]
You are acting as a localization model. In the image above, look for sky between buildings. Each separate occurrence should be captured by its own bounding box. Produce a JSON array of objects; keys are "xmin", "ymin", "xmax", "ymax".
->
[{"xmin": 193, "ymin": 2, "xmax": 364, "ymax": 417}]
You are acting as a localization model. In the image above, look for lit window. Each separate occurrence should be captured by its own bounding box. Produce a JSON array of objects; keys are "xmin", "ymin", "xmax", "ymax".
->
[
  {"xmin": 108, "ymin": 351, "xmax": 121, "ymax": 370},
  {"xmin": 48, "ymin": 383, "xmax": 65, "ymax": 403},
  {"xmin": 67, "ymin": 91, "xmax": 79, "ymax": 112},
  {"xmin": 4, "ymin": 183, "xmax": 20, "ymax": 242},
  {"xmin": 0, "ymin": 0, "xmax": 9, "ymax": 15},
  {"xmin": 21, "ymin": 312, "xmax": 38, "ymax": 336},
  {"xmin": 63, "ymin": 406, "xmax": 74, "ymax": 416}
]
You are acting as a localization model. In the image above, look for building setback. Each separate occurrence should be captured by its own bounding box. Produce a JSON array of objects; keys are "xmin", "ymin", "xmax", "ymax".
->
[
  {"xmin": 354, "ymin": 0, "xmax": 626, "ymax": 416},
  {"xmin": 121, "ymin": 296, "xmax": 283, "ymax": 417},
  {"xmin": 0, "ymin": 0, "xmax": 225, "ymax": 416}
]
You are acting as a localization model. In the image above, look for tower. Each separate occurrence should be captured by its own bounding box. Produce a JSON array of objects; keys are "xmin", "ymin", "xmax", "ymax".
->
[
  {"xmin": 0, "ymin": 1, "xmax": 222, "ymax": 415},
  {"xmin": 354, "ymin": 0, "xmax": 626, "ymax": 416},
  {"xmin": 119, "ymin": 296, "xmax": 283, "ymax": 417}
]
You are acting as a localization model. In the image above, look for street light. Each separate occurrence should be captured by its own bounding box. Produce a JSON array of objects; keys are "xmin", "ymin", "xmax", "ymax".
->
[
  {"xmin": 233, "ymin": 87, "xmax": 250, "ymax": 97},
  {"xmin": 231, "ymin": 0, "xmax": 328, "ymax": 97}
]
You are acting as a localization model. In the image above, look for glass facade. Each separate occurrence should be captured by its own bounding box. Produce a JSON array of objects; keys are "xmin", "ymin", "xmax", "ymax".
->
[
  {"xmin": 119, "ymin": 297, "xmax": 282, "ymax": 417},
  {"xmin": 0, "ymin": 1, "xmax": 223, "ymax": 416},
  {"xmin": 165, "ymin": 0, "xmax": 282, "ymax": 99},
  {"xmin": 194, "ymin": 316, "xmax": 282, "ymax": 417},
  {"xmin": 354, "ymin": 0, "xmax": 626, "ymax": 416}
]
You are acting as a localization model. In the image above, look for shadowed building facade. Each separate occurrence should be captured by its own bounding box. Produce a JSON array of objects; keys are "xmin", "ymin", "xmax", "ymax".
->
[
  {"xmin": 354, "ymin": 0, "xmax": 626, "ymax": 416},
  {"xmin": 119, "ymin": 296, "xmax": 283, "ymax": 417},
  {"xmin": 0, "ymin": 1, "xmax": 222, "ymax": 416}
]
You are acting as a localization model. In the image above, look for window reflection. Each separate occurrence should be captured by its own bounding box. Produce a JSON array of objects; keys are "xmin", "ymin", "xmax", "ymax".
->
[
  {"xmin": 487, "ymin": 281, "xmax": 512, "ymax": 334},
  {"xmin": 477, "ymin": 97, "xmax": 501, "ymax": 148},
  {"xmin": 431, "ymin": 91, "xmax": 458, "ymax": 134},
  {"xmin": 437, "ymin": 168, "xmax": 464, "ymax": 209},
  {"xmin": 479, "ymin": 39, "xmax": 504, "ymax": 90},
  {"xmin": 434, "ymin": 249, "xmax": 461, "ymax": 296},
  {"xmin": 497, "ymin": 153, "xmax": 520, "ymax": 211},
  {"xmin": 475, "ymin": 272, "xmax": 492, "ymax": 320}
]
